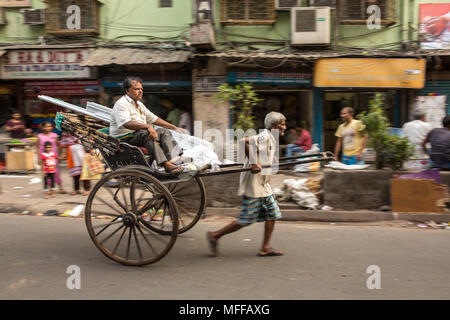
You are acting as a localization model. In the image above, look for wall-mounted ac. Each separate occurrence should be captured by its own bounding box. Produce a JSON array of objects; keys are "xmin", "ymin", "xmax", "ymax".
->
[
  {"xmin": 275, "ymin": 0, "xmax": 302, "ymax": 11},
  {"xmin": 309, "ymin": 0, "xmax": 336, "ymax": 8},
  {"xmin": 22, "ymin": 9, "xmax": 44, "ymax": 25},
  {"xmin": 190, "ymin": 22, "xmax": 216, "ymax": 51},
  {"xmin": 291, "ymin": 7, "xmax": 330, "ymax": 45},
  {"xmin": 0, "ymin": 8, "xmax": 7, "ymax": 25}
]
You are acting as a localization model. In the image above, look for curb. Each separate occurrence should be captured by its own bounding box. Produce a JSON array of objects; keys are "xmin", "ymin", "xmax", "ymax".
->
[
  {"xmin": 2, "ymin": 203, "xmax": 449, "ymax": 224},
  {"xmin": 204, "ymin": 207, "xmax": 450, "ymax": 223}
]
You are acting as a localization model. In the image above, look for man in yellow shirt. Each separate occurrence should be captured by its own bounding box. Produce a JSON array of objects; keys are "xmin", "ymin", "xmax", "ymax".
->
[{"xmin": 334, "ymin": 107, "xmax": 368, "ymax": 165}]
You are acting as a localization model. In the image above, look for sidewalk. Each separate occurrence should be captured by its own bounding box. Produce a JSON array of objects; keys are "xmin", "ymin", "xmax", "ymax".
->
[{"xmin": 1, "ymin": 167, "xmax": 449, "ymax": 223}]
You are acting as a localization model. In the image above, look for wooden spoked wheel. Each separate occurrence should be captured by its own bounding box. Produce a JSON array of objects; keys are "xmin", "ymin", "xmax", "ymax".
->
[
  {"xmin": 84, "ymin": 169, "xmax": 179, "ymax": 266},
  {"xmin": 143, "ymin": 177, "xmax": 206, "ymax": 235}
]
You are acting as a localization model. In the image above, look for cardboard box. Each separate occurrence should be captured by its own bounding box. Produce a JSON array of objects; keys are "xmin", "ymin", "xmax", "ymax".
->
[
  {"xmin": 390, "ymin": 179, "xmax": 449, "ymax": 213},
  {"xmin": 6, "ymin": 150, "xmax": 35, "ymax": 170}
]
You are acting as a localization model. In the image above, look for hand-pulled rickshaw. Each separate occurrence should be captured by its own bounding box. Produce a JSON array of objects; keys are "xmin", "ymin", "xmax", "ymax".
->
[{"xmin": 38, "ymin": 95, "xmax": 335, "ymax": 266}]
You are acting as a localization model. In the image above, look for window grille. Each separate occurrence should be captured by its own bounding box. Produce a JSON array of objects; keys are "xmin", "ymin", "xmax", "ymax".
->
[
  {"xmin": 45, "ymin": 0, "xmax": 99, "ymax": 34},
  {"xmin": 339, "ymin": 0, "xmax": 396, "ymax": 24},
  {"xmin": 221, "ymin": 0, "xmax": 275, "ymax": 25},
  {"xmin": 160, "ymin": 0, "xmax": 172, "ymax": 8}
]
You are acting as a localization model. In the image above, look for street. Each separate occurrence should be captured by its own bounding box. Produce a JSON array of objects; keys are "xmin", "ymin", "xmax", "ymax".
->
[{"xmin": 1, "ymin": 213, "xmax": 449, "ymax": 300}]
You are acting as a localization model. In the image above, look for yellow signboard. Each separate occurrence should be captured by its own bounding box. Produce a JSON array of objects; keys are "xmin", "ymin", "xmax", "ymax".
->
[{"xmin": 314, "ymin": 58, "xmax": 426, "ymax": 89}]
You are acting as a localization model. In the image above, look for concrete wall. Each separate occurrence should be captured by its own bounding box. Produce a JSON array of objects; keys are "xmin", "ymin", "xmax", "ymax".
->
[{"xmin": 323, "ymin": 169, "xmax": 450, "ymax": 211}]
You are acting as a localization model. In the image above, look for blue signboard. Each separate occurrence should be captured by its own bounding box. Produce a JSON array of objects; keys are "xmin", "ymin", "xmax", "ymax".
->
[
  {"xmin": 102, "ymin": 81, "xmax": 192, "ymax": 88},
  {"xmin": 227, "ymin": 72, "xmax": 312, "ymax": 85}
]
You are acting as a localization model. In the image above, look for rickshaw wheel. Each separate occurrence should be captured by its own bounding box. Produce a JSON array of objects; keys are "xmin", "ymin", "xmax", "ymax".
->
[
  {"xmin": 115, "ymin": 165, "xmax": 206, "ymax": 235},
  {"xmin": 84, "ymin": 169, "xmax": 179, "ymax": 266},
  {"xmin": 140, "ymin": 177, "xmax": 206, "ymax": 235}
]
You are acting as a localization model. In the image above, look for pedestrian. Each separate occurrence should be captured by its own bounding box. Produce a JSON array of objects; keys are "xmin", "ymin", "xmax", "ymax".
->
[
  {"xmin": 422, "ymin": 115, "xmax": 450, "ymax": 170},
  {"xmin": 109, "ymin": 76, "xmax": 187, "ymax": 174},
  {"xmin": 402, "ymin": 110, "xmax": 432, "ymax": 159},
  {"xmin": 41, "ymin": 141, "xmax": 58, "ymax": 199},
  {"xmin": 5, "ymin": 109, "xmax": 26, "ymax": 139},
  {"xmin": 206, "ymin": 112, "xmax": 286, "ymax": 257},
  {"xmin": 63, "ymin": 135, "xmax": 91, "ymax": 195},
  {"xmin": 37, "ymin": 121, "xmax": 66, "ymax": 194},
  {"xmin": 285, "ymin": 125, "xmax": 312, "ymax": 158},
  {"xmin": 334, "ymin": 107, "xmax": 368, "ymax": 165},
  {"xmin": 162, "ymin": 99, "xmax": 181, "ymax": 126},
  {"xmin": 178, "ymin": 105, "xmax": 192, "ymax": 135}
]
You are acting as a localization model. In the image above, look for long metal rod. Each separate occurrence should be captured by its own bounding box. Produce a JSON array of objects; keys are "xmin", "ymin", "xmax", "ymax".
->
[
  {"xmin": 197, "ymin": 156, "xmax": 334, "ymax": 177},
  {"xmin": 217, "ymin": 152, "xmax": 335, "ymax": 168}
]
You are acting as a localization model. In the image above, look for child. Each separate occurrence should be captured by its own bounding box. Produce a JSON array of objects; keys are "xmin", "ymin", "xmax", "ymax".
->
[
  {"xmin": 41, "ymin": 141, "xmax": 58, "ymax": 199},
  {"xmin": 37, "ymin": 121, "xmax": 66, "ymax": 194}
]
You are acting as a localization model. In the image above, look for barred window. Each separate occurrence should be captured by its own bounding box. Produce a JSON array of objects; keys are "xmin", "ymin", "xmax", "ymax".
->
[
  {"xmin": 339, "ymin": 0, "xmax": 396, "ymax": 24},
  {"xmin": 160, "ymin": 0, "xmax": 172, "ymax": 8},
  {"xmin": 45, "ymin": 0, "xmax": 99, "ymax": 34},
  {"xmin": 221, "ymin": 0, "xmax": 275, "ymax": 25}
]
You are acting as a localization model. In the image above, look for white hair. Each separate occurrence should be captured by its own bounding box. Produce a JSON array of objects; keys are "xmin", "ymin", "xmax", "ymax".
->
[{"xmin": 264, "ymin": 112, "xmax": 286, "ymax": 129}]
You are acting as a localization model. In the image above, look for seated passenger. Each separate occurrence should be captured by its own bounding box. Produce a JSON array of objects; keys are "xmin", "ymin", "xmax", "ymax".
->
[{"xmin": 109, "ymin": 76, "xmax": 187, "ymax": 173}]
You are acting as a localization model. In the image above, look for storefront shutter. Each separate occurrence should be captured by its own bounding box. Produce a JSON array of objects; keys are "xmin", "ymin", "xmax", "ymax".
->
[{"xmin": 418, "ymin": 80, "xmax": 450, "ymax": 115}]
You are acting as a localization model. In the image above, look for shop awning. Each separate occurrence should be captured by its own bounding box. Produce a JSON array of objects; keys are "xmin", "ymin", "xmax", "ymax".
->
[{"xmin": 80, "ymin": 48, "xmax": 192, "ymax": 66}]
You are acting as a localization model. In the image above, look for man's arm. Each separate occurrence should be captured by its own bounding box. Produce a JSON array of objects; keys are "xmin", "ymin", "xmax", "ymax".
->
[
  {"xmin": 244, "ymin": 136, "xmax": 261, "ymax": 174},
  {"xmin": 123, "ymin": 121, "xmax": 158, "ymax": 141},
  {"xmin": 334, "ymin": 137, "xmax": 342, "ymax": 160},
  {"xmin": 422, "ymin": 135, "xmax": 430, "ymax": 155},
  {"xmin": 153, "ymin": 117, "xmax": 187, "ymax": 134}
]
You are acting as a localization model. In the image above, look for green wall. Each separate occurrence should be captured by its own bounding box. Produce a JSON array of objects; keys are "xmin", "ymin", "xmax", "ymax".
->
[{"xmin": 0, "ymin": 0, "xmax": 45, "ymax": 44}]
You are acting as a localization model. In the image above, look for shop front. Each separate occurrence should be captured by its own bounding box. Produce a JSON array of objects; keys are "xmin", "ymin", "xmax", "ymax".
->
[
  {"xmin": 80, "ymin": 47, "xmax": 193, "ymax": 126},
  {"xmin": 0, "ymin": 46, "xmax": 97, "ymax": 132},
  {"xmin": 226, "ymin": 70, "xmax": 313, "ymax": 145},
  {"xmin": 313, "ymin": 58, "xmax": 426, "ymax": 153}
]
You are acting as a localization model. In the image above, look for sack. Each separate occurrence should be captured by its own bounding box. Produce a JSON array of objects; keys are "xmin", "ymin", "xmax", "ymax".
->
[
  {"xmin": 88, "ymin": 154, "xmax": 105, "ymax": 176},
  {"xmin": 81, "ymin": 154, "xmax": 103, "ymax": 180}
]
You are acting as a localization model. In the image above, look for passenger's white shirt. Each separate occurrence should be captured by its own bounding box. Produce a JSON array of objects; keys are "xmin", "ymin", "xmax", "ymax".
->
[
  {"xmin": 110, "ymin": 95, "xmax": 158, "ymax": 137},
  {"xmin": 238, "ymin": 129, "xmax": 277, "ymax": 198},
  {"xmin": 402, "ymin": 120, "xmax": 432, "ymax": 158}
]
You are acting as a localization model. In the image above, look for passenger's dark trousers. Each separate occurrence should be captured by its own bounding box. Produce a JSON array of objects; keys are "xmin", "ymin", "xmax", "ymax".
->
[{"xmin": 122, "ymin": 128, "xmax": 178, "ymax": 165}]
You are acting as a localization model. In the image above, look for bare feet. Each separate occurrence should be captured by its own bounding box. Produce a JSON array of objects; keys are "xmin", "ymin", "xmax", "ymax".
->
[
  {"xmin": 82, "ymin": 191, "xmax": 90, "ymax": 196},
  {"xmin": 206, "ymin": 232, "xmax": 218, "ymax": 256},
  {"xmin": 44, "ymin": 192, "xmax": 50, "ymax": 199}
]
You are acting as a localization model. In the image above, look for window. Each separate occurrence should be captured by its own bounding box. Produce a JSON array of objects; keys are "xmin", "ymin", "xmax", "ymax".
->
[
  {"xmin": 339, "ymin": 0, "xmax": 396, "ymax": 24},
  {"xmin": 160, "ymin": 0, "xmax": 172, "ymax": 8},
  {"xmin": 45, "ymin": 0, "xmax": 99, "ymax": 34},
  {"xmin": 221, "ymin": 0, "xmax": 275, "ymax": 25}
]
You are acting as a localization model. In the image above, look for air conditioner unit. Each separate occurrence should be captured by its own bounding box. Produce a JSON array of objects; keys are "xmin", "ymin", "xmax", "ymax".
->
[
  {"xmin": 190, "ymin": 22, "xmax": 216, "ymax": 51},
  {"xmin": 309, "ymin": 0, "xmax": 336, "ymax": 8},
  {"xmin": 0, "ymin": 9, "xmax": 6, "ymax": 25},
  {"xmin": 291, "ymin": 7, "xmax": 330, "ymax": 45},
  {"xmin": 22, "ymin": 9, "xmax": 44, "ymax": 25},
  {"xmin": 275, "ymin": 0, "xmax": 302, "ymax": 11}
]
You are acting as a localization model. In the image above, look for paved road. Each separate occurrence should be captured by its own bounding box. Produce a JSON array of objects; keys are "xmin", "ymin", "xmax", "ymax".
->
[{"xmin": 1, "ymin": 214, "xmax": 449, "ymax": 300}]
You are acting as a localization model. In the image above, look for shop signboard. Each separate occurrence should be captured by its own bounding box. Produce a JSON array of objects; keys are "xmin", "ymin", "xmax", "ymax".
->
[
  {"xmin": 419, "ymin": 3, "xmax": 450, "ymax": 50},
  {"xmin": 314, "ymin": 58, "xmax": 426, "ymax": 88},
  {"xmin": 23, "ymin": 80, "xmax": 100, "ymax": 96},
  {"xmin": 227, "ymin": 72, "xmax": 312, "ymax": 85},
  {"xmin": 195, "ymin": 76, "xmax": 226, "ymax": 92},
  {"xmin": 0, "ymin": 49, "xmax": 92, "ymax": 79},
  {"xmin": 102, "ymin": 80, "xmax": 192, "ymax": 88},
  {"xmin": 414, "ymin": 95, "xmax": 447, "ymax": 129},
  {"xmin": 0, "ymin": 0, "xmax": 31, "ymax": 7}
]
